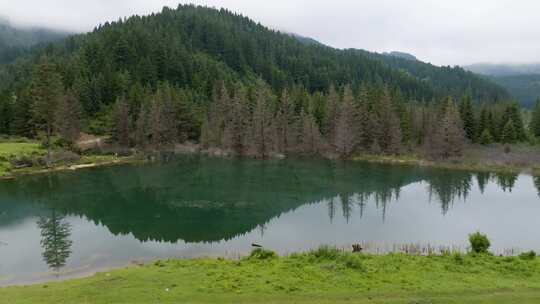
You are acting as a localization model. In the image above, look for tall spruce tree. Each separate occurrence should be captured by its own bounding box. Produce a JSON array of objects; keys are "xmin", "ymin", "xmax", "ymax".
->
[
  {"xmin": 55, "ymin": 90, "xmax": 82, "ymax": 145},
  {"xmin": 459, "ymin": 95, "xmax": 476, "ymax": 141},
  {"xmin": 31, "ymin": 57, "xmax": 64, "ymax": 166},
  {"xmin": 530, "ymin": 99, "xmax": 540, "ymax": 138},
  {"xmin": 334, "ymin": 86, "xmax": 358, "ymax": 157}
]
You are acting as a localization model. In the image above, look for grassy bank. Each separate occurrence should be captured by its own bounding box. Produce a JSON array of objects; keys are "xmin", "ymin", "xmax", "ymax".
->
[
  {"xmin": 0, "ymin": 140, "xmax": 138, "ymax": 179},
  {"xmin": 1, "ymin": 249, "xmax": 540, "ymax": 303}
]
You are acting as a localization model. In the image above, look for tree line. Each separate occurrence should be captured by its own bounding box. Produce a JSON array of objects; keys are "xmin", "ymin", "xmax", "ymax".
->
[{"xmin": 0, "ymin": 58, "xmax": 532, "ymax": 161}]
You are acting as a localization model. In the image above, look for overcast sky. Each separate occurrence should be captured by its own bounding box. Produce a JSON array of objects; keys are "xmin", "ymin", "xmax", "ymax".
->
[{"xmin": 0, "ymin": 0, "xmax": 538, "ymax": 66}]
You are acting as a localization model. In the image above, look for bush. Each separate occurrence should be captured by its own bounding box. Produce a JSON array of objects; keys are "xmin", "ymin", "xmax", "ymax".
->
[
  {"xmin": 310, "ymin": 246, "xmax": 341, "ymax": 260},
  {"xmin": 519, "ymin": 251, "xmax": 537, "ymax": 260},
  {"xmin": 469, "ymin": 232, "xmax": 491, "ymax": 254},
  {"xmin": 249, "ymin": 248, "xmax": 278, "ymax": 260}
]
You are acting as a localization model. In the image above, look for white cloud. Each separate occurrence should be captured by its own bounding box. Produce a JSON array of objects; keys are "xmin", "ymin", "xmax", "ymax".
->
[{"xmin": 0, "ymin": 0, "xmax": 539, "ymax": 65}]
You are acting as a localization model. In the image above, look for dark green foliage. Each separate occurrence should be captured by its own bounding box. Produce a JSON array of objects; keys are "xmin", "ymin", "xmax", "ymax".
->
[
  {"xmin": 530, "ymin": 100, "xmax": 540, "ymax": 138},
  {"xmin": 479, "ymin": 129, "xmax": 494, "ymax": 145},
  {"xmin": 249, "ymin": 248, "xmax": 278, "ymax": 260},
  {"xmin": 519, "ymin": 251, "xmax": 536, "ymax": 261},
  {"xmin": 37, "ymin": 210, "xmax": 73, "ymax": 271},
  {"xmin": 500, "ymin": 104, "xmax": 526, "ymax": 141},
  {"xmin": 459, "ymin": 95, "xmax": 476, "ymax": 141},
  {"xmin": 469, "ymin": 232, "xmax": 491, "ymax": 254},
  {"xmin": 500, "ymin": 120, "xmax": 517, "ymax": 144}
]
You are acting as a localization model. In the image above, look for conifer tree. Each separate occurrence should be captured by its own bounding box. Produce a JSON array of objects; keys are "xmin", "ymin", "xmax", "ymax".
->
[
  {"xmin": 479, "ymin": 129, "xmax": 493, "ymax": 145},
  {"xmin": 500, "ymin": 119, "xmax": 517, "ymax": 144},
  {"xmin": 114, "ymin": 96, "xmax": 130, "ymax": 147},
  {"xmin": 530, "ymin": 99, "xmax": 540, "ymax": 138},
  {"xmin": 322, "ymin": 85, "xmax": 339, "ymax": 146},
  {"xmin": 300, "ymin": 110, "xmax": 323, "ymax": 155},
  {"xmin": 334, "ymin": 86, "xmax": 358, "ymax": 157},
  {"xmin": 11, "ymin": 90, "xmax": 35, "ymax": 138},
  {"xmin": 501, "ymin": 104, "xmax": 526, "ymax": 141},
  {"xmin": 135, "ymin": 105, "xmax": 148, "ymax": 148},
  {"xmin": 31, "ymin": 57, "xmax": 64, "ymax": 166},
  {"xmin": 275, "ymin": 89, "xmax": 298, "ymax": 154},
  {"xmin": 429, "ymin": 98, "xmax": 465, "ymax": 158},
  {"xmin": 459, "ymin": 95, "xmax": 476, "ymax": 142},
  {"xmin": 55, "ymin": 90, "xmax": 82, "ymax": 145},
  {"xmin": 378, "ymin": 88, "xmax": 402, "ymax": 154},
  {"xmin": 250, "ymin": 86, "xmax": 274, "ymax": 158}
]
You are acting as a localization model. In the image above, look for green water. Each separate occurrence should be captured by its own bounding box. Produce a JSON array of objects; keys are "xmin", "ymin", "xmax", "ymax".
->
[{"xmin": 0, "ymin": 156, "xmax": 539, "ymax": 285}]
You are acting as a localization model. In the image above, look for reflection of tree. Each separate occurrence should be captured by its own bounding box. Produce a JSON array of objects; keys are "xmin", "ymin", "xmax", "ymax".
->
[
  {"xmin": 428, "ymin": 171, "xmax": 472, "ymax": 215},
  {"xmin": 495, "ymin": 173, "xmax": 518, "ymax": 192},
  {"xmin": 534, "ymin": 176, "xmax": 540, "ymax": 198},
  {"xmin": 37, "ymin": 210, "xmax": 72, "ymax": 273},
  {"xmin": 476, "ymin": 172, "xmax": 491, "ymax": 194}
]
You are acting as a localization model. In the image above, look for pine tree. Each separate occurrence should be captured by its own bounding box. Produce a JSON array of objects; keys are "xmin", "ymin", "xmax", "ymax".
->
[
  {"xmin": 479, "ymin": 129, "xmax": 493, "ymax": 145},
  {"xmin": 0, "ymin": 95, "xmax": 13, "ymax": 135},
  {"xmin": 459, "ymin": 95, "xmax": 476, "ymax": 141},
  {"xmin": 501, "ymin": 104, "xmax": 526, "ymax": 141},
  {"xmin": 300, "ymin": 110, "xmax": 323, "ymax": 155},
  {"xmin": 223, "ymin": 86, "xmax": 249, "ymax": 154},
  {"xmin": 114, "ymin": 96, "xmax": 130, "ymax": 147},
  {"xmin": 31, "ymin": 57, "xmax": 64, "ymax": 166},
  {"xmin": 250, "ymin": 86, "xmax": 274, "ymax": 158},
  {"xmin": 500, "ymin": 119, "xmax": 517, "ymax": 144},
  {"xmin": 322, "ymin": 85, "xmax": 339, "ymax": 146},
  {"xmin": 334, "ymin": 86, "xmax": 358, "ymax": 157},
  {"xmin": 11, "ymin": 91, "xmax": 35, "ymax": 138},
  {"xmin": 378, "ymin": 88, "xmax": 402, "ymax": 154},
  {"xmin": 135, "ymin": 104, "xmax": 148, "ymax": 148},
  {"xmin": 55, "ymin": 90, "xmax": 82, "ymax": 145},
  {"xmin": 530, "ymin": 99, "xmax": 540, "ymax": 138},
  {"xmin": 275, "ymin": 89, "xmax": 298, "ymax": 154},
  {"xmin": 429, "ymin": 98, "xmax": 466, "ymax": 158}
]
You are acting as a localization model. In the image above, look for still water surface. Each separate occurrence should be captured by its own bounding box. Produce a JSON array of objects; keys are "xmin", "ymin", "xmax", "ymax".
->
[{"xmin": 0, "ymin": 156, "xmax": 539, "ymax": 285}]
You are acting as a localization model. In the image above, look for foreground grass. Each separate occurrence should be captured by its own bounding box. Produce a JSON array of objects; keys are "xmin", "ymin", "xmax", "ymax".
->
[{"xmin": 2, "ymin": 250, "xmax": 540, "ymax": 303}]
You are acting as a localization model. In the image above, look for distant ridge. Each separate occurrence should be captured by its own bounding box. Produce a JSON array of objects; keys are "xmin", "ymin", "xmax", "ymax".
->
[{"xmin": 382, "ymin": 51, "xmax": 418, "ymax": 61}]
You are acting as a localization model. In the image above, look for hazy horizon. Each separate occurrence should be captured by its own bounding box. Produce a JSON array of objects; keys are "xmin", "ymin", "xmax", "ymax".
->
[{"xmin": 1, "ymin": 0, "xmax": 539, "ymax": 66}]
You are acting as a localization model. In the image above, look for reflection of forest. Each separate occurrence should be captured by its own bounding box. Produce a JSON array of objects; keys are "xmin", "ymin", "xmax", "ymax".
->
[{"xmin": 0, "ymin": 157, "xmax": 533, "ymax": 244}]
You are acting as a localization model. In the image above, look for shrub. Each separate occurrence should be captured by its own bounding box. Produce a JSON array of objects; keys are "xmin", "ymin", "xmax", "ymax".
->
[
  {"xmin": 519, "ymin": 251, "xmax": 537, "ymax": 260},
  {"xmin": 453, "ymin": 252, "xmax": 465, "ymax": 264},
  {"xmin": 249, "ymin": 248, "xmax": 278, "ymax": 260},
  {"xmin": 469, "ymin": 232, "xmax": 491, "ymax": 254},
  {"xmin": 310, "ymin": 246, "xmax": 341, "ymax": 259},
  {"xmin": 342, "ymin": 254, "xmax": 364, "ymax": 270}
]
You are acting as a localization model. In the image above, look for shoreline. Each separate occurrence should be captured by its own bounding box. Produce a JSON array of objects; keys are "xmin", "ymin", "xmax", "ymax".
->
[
  {"xmin": 352, "ymin": 154, "xmax": 540, "ymax": 176},
  {"xmin": 2, "ymin": 150, "xmax": 539, "ymax": 181}
]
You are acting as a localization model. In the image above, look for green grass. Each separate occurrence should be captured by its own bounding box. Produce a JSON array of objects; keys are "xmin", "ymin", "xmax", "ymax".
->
[
  {"xmin": 2, "ymin": 250, "xmax": 540, "ymax": 303},
  {"xmin": 0, "ymin": 142, "xmax": 45, "ymax": 176}
]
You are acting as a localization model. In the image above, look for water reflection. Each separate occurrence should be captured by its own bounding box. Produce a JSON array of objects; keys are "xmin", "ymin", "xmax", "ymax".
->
[
  {"xmin": 0, "ymin": 157, "xmax": 538, "ymax": 246},
  {"xmin": 37, "ymin": 209, "xmax": 72, "ymax": 273}
]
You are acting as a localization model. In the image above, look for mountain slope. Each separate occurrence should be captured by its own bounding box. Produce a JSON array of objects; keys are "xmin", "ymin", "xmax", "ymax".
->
[
  {"xmin": 464, "ymin": 63, "xmax": 540, "ymax": 107},
  {"xmin": 0, "ymin": 5, "xmax": 509, "ymax": 105}
]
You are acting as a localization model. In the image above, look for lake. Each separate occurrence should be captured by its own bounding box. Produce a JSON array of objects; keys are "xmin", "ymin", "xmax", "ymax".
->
[{"xmin": 0, "ymin": 156, "xmax": 539, "ymax": 286}]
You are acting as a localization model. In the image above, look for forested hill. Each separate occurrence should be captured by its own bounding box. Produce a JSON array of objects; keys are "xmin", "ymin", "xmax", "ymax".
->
[
  {"xmin": 361, "ymin": 50, "xmax": 509, "ymax": 102},
  {"xmin": 0, "ymin": 19, "xmax": 69, "ymax": 64},
  {"xmin": 0, "ymin": 5, "xmax": 507, "ymax": 104}
]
